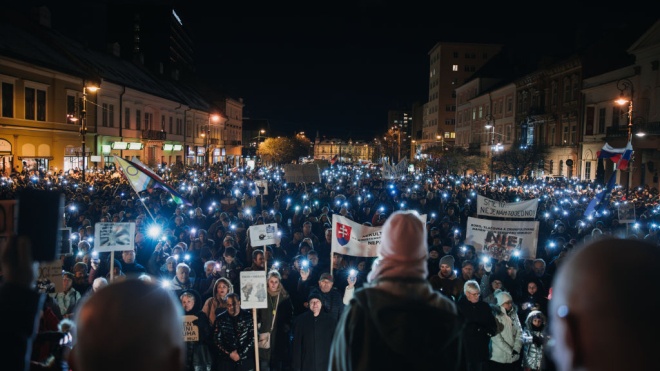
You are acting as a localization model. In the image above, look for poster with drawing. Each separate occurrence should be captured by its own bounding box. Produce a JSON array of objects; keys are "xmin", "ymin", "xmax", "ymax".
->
[
  {"xmin": 94, "ymin": 222, "xmax": 135, "ymax": 252},
  {"xmin": 239, "ymin": 271, "xmax": 267, "ymax": 309},
  {"xmin": 248, "ymin": 223, "xmax": 277, "ymax": 247},
  {"xmin": 37, "ymin": 260, "xmax": 63, "ymax": 294}
]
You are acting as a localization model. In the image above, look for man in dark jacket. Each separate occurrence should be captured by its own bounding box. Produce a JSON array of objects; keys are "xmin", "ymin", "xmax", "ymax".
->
[
  {"xmin": 213, "ymin": 293, "xmax": 255, "ymax": 370},
  {"xmin": 457, "ymin": 280, "xmax": 497, "ymax": 371},
  {"xmin": 292, "ymin": 290, "xmax": 336, "ymax": 371}
]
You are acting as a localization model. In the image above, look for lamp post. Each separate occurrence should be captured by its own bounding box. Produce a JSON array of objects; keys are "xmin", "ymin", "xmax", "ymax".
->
[
  {"xmin": 616, "ymin": 78, "xmax": 635, "ymax": 194},
  {"xmin": 485, "ymin": 115, "xmax": 498, "ymax": 180},
  {"xmin": 80, "ymin": 83, "xmax": 99, "ymax": 183},
  {"xmin": 206, "ymin": 114, "xmax": 221, "ymax": 170}
]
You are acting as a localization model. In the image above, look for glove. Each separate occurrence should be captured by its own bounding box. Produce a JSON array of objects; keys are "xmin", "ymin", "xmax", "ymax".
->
[
  {"xmin": 532, "ymin": 335, "xmax": 543, "ymax": 346},
  {"xmin": 192, "ymin": 319, "xmax": 200, "ymax": 326},
  {"xmin": 512, "ymin": 350, "xmax": 519, "ymax": 357}
]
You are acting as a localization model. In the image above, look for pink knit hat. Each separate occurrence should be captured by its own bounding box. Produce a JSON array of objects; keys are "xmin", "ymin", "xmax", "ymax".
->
[{"xmin": 368, "ymin": 210, "xmax": 428, "ymax": 281}]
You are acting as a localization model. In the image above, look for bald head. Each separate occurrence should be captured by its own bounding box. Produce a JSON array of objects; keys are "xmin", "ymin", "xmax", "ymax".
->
[
  {"xmin": 73, "ymin": 279, "xmax": 185, "ymax": 371},
  {"xmin": 550, "ymin": 237, "xmax": 660, "ymax": 371}
]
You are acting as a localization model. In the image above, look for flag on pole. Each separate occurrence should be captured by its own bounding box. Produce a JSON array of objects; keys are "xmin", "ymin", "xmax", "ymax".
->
[
  {"xmin": 584, "ymin": 170, "xmax": 617, "ymax": 217},
  {"xmin": 114, "ymin": 156, "xmax": 192, "ymax": 205},
  {"xmin": 597, "ymin": 142, "xmax": 628, "ymax": 164},
  {"xmin": 616, "ymin": 141, "xmax": 633, "ymax": 171}
]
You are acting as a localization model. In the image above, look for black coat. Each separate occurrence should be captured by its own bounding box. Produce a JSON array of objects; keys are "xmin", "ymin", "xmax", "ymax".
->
[
  {"xmin": 456, "ymin": 295, "xmax": 497, "ymax": 362},
  {"xmin": 291, "ymin": 310, "xmax": 336, "ymax": 371}
]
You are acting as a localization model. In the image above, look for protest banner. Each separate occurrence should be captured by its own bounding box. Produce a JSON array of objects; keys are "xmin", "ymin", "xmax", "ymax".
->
[
  {"xmin": 282, "ymin": 164, "xmax": 321, "ymax": 183},
  {"xmin": 94, "ymin": 222, "xmax": 136, "ymax": 252},
  {"xmin": 248, "ymin": 223, "xmax": 278, "ymax": 247},
  {"xmin": 464, "ymin": 216, "xmax": 539, "ymax": 260},
  {"xmin": 183, "ymin": 315, "xmax": 199, "ymax": 341},
  {"xmin": 476, "ymin": 195, "xmax": 538, "ymax": 219},
  {"xmin": 331, "ymin": 213, "xmax": 426, "ymax": 258}
]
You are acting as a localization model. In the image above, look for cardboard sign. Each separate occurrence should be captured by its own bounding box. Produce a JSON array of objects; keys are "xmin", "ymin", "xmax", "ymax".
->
[{"xmin": 183, "ymin": 315, "xmax": 199, "ymax": 341}]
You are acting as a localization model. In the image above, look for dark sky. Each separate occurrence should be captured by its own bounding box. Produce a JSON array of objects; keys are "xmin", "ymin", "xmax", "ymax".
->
[
  {"xmin": 178, "ymin": 1, "xmax": 509, "ymax": 140},
  {"xmin": 180, "ymin": 2, "xmax": 656, "ymax": 140}
]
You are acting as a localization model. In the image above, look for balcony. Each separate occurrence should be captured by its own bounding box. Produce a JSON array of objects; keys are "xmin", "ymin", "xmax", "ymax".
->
[
  {"xmin": 142, "ymin": 130, "xmax": 167, "ymax": 141},
  {"xmin": 208, "ymin": 138, "xmax": 219, "ymax": 145}
]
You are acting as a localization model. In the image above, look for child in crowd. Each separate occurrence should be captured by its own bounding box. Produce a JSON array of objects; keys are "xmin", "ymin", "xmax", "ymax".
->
[{"xmin": 521, "ymin": 310, "xmax": 547, "ymax": 371}]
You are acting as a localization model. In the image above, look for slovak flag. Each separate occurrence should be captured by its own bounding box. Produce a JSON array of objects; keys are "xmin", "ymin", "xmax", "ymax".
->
[{"xmin": 616, "ymin": 141, "xmax": 633, "ymax": 171}]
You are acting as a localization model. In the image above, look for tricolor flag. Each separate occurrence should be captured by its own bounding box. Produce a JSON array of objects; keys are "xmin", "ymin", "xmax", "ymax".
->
[
  {"xmin": 114, "ymin": 156, "xmax": 192, "ymax": 205},
  {"xmin": 616, "ymin": 141, "xmax": 633, "ymax": 171},
  {"xmin": 597, "ymin": 142, "xmax": 633, "ymax": 169},
  {"xmin": 330, "ymin": 154, "xmax": 338, "ymax": 165}
]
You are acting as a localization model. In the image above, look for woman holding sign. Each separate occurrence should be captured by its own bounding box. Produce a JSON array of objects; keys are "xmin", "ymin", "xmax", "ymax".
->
[
  {"xmin": 257, "ymin": 270, "xmax": 294, "ymax": 371},
  {"xmin": 180, "ymin": 289, "xmax": 213, "ymax": 371}
]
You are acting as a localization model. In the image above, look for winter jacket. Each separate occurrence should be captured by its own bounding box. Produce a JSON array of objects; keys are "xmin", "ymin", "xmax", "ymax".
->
[
  {"xmin": 457, "ymin": 295, "xmax": 497, "ymax": 363},
  {"xmin": 292, "ymin": 310, "xmax": 336, "ymax": 371},
  {"xmin": 522, "ymin": 311, "xmax": 547, "ymax": 370},
  {"xmin": 429, "ymin": 271, "xmax": 462, "ymax": 300},
  {"xmin": 489, "ymin": 304, "xmax": 523, "ymax": 364},
  {"xmin": 257, "ymin": 288, "xmax": 294, "ymax": 363},
  {"xmin": 213, "ymin": 308, "xmax": 254, "ymax": 364},
  {"xmin": 330, "ymin": 277, "xmax": 463, "ymax": 371}
]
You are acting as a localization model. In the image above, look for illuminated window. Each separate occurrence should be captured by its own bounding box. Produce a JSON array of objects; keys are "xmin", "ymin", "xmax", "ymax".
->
[{"xmin": 452, "ymin": 65, "xmax": 458, "ymax": 71}]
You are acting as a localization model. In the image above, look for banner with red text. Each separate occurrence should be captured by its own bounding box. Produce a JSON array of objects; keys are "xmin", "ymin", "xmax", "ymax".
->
[{"xmin": 465, "ymin": 217, "xmax": 539, "ymax": 260}]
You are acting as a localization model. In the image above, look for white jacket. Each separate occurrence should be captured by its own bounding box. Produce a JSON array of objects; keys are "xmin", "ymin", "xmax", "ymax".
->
[{"xmin": 489, "ymin": 305, "xmax": 523, "ymax": 364}]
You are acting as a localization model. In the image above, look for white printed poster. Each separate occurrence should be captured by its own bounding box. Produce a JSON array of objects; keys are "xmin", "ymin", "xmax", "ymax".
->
[
  {"xmin": 331, "ymin": 213, "xmax": 426, "ymax": 257},
  {"xmin": 94, "ymin": 222, "xmax": 136, "ymax": 252},
  {"xmin": 618, "ymin": 202, "xmax": 635, "ymax": 224},
  {"xmin": 465, "ymin": 217, "xmax": 539, "ymax": 260},
  {"xmin": 476, "ymin": 195, "xmax": 538, "ymax": 219},
  {"xmin": 239, "ymin": 271, "xmax": 268, "ymax": 309},
  {"xmin": 248, "ymin": 223, "xmax": 277, "ymax": 247}
]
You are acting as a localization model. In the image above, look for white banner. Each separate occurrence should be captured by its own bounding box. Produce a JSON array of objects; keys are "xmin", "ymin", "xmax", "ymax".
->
[
  {"xmin": 331, "ymin": 213, "xmax": 426, "ymax": 257},
  {"xmin": 476, "ymin": 195, "xmax": 538, "ymax": 219},
  {"xmin": 94, "ymin": 222, "xmax": 136, "ymax": 252},
  {"xmin": 248, "ymin": 223, "xmax": 278, "ymax": 247},
  {"xmin": 465, "ymin": 217, "xmax": 539, "ymax": 260}
]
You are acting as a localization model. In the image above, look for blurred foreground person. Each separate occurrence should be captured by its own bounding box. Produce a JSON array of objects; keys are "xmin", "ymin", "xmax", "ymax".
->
[
  {"xmin": 329, "ymin": 210, "xmax": 462, "ymax": 370},
  {"xmin": 550, "ymin": 237, "xmax": 660, "ymax": 371},
  {"xmin": 72, "ymin": 279, "xmax": 185, "ymax": 371},
  {"xmin": 0, "ymin": 236, "xmax": 44, "ymax": 371}
]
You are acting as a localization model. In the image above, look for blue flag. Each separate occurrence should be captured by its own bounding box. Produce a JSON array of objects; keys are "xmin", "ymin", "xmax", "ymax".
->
[{"xmin": 584, "ymin": 170, "xmax": 617, "ymax": 218}]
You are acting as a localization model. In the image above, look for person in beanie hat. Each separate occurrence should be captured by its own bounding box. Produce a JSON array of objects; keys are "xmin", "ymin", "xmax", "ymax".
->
[
  {"xmin": 329, "ymin": 210, "xmax": 463, "ymax": 371},
  {"xmin": 489, "ymin": 289, "xmax": 523, "ymax": 369},
  {"xmin": 292, "ymin": 289, "xmax": 336, "ymax": 371},
  {"xmin": 430, "ymin": 253, "xmax": 461, "ymax": 300}
]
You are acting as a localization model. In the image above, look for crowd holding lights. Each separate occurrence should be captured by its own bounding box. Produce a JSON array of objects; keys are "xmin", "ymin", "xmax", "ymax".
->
[{"xmin": 4, "ymin": 161, "xmax": 660, "ymax": 288}]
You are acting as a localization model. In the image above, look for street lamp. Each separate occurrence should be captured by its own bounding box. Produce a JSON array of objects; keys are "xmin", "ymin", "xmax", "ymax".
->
[
  {"xmin": 616, "ymin": 78, "xmax": 634, "ymax": 141},
  {"xmin": 206, "ymin": 114, "xmax": 221, "ymax": 170},
  {"xmin": 616, "ymin": 78, "xmax": 635, "ymax": 193},
  {"xmin": 80, "ymin": 82, "xmax": 99, "ymax": 183}
]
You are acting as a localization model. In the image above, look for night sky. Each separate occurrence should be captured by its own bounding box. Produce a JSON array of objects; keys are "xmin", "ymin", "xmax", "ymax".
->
[
  {"xmin": 25, "ymin": 1, "xmax": 658, "ymax": 141},
  {"xmin": 179, "ymin": 1, "xmax": 527, "ymax": 140}
]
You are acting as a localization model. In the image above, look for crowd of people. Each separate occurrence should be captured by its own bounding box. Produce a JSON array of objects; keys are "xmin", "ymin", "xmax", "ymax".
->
[{"xmin": 2, "ymin": 161, "xmax": 660, "ymax": 371}]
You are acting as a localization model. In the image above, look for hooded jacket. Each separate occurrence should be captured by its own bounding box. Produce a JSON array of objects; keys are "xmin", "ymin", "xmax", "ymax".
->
[{"xmin": 330, "ymin": 277, "xmax": 463, "ymax": 371}]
